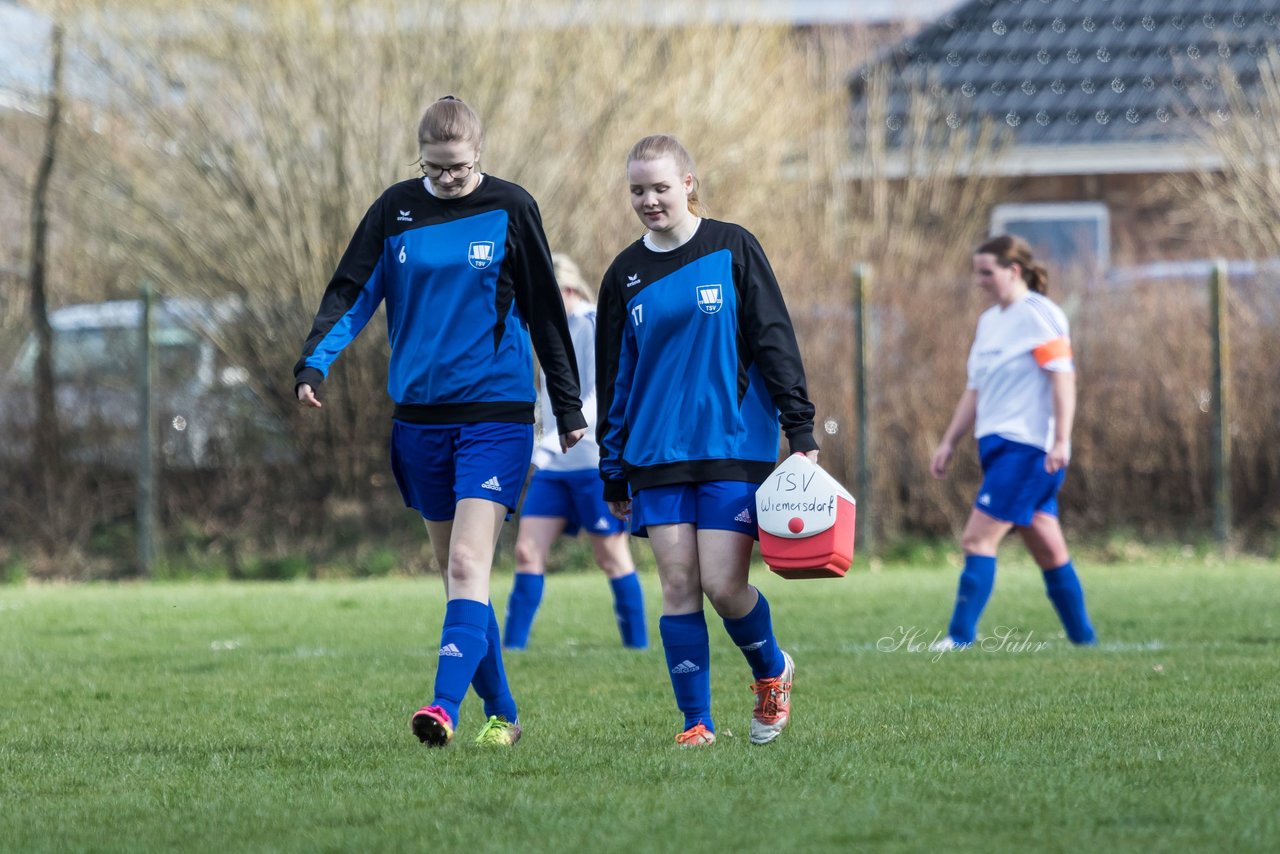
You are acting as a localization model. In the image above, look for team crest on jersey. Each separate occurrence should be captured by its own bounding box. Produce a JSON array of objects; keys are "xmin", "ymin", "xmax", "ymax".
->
[
  {"xmin": 468, "ymin": 241, "xmax": 495, "ymax": 269},
  {"xmin": 696, "ymin": 284, "xmax": 723, "ymax": 315}
]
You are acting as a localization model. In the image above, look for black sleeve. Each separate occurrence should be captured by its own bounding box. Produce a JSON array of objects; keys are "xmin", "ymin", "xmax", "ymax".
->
[
  {"xmin": 292, "ymin": 195, "xmax": 386, "ymax": 392},
  {"xmin": 510, "ymin": 197, "xmax": 586, "ymax": 434},
  {"xmin": 594, "ymin": 266, "xmax": 631, "ymax": 503},
  {"xmin": 737, "ymin": 232, "xmax": 819, "ymax": 454}
]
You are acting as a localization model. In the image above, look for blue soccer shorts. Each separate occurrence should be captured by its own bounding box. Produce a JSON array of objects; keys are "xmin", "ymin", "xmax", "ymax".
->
[
  {"xmin": 390, "ymin": 420, "xmax": 534, "ymax": 521},
  {"xmin": 630, "ymin": 480, "xmax": 759, "ymax": 539},
  {"xmin": 520, "ymin": 467, "xmax": 626, "ymax": 537},
  {"xmin": 974, "ymin": 434, "xmax": 1066, "ymax": 527}
]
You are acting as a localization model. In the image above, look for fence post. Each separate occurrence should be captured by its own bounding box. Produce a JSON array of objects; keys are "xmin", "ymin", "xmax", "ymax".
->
[
  {"xmin": 29, "ymin": 23, "xmax": 65, "ymax": 555},
  {"xmin": 852, "ymin": 263, "xmax": 873, "ymax": 554},
  {"xmin": 1208, "ymin": 259, "xmax": 1232, "ymax": 549},
  {"xmin": 136, "ymin": 281, "xmax": 156, "ymax": 575}
]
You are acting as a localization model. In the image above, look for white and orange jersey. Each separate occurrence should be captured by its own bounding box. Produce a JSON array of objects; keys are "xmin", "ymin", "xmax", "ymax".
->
[{"xmin": 966, "ymin": 292, "xmax": 1074, "ymax": 451}]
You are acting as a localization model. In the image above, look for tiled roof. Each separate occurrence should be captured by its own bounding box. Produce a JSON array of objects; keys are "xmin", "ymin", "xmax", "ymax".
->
[{"xmin": 851, "ymin": 0, "xmax": 1280, "ymax": 146}]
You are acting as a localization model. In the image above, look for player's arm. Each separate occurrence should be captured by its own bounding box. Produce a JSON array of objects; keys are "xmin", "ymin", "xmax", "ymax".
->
[
  {"xmin": 1046, "ymin": 369, "xmax": 1076, "ymax": 473},
  {"xmin": 1031, "ymin": 309, "xmax": 1075, "ymax": 473},
  {"xmin": 930, "ymin": 388, "xmax": 978, "ymax": 479},
  {"xmin": 736, "ymin": 233, "xmax": 818, "ymax": 457},
  {"xmin": 595, "ymin": 270, "xmax": 634, "ymax": 511},
  {"xmin": 293, "ymin": 197, "xmax": 388, "ymax": 406},
  {"xmin": 510, "ymin": 198, "xmax": 585, "ymax": 447}
]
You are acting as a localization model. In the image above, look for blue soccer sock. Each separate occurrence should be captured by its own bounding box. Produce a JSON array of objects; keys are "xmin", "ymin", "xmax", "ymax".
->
[
  {"xmin": 503, "ymin": 572, "xmax": 545, "ymax": 650},
  {"xmin": 947, "ymin": 554, "xmax": 997, "ymax": 645},
  {"xmin": 469, "ymin": 601, "xmax": 518, "ymax": 722},
  {"xmin": 609, "ymin": 572, "xmax": 648, "ymax": 649},
  {"xmin": 431, "ymin": 598, "xmax": 490, "ymax": 727},
  {"xmin": 659, "ymin": 612, "xmax": 713, "ymax": 733},
  {"xmin": 1043, "ymin": 561, "xmax": 1097, "ymax": 645},
  {"xmin": 722, "ymin": 588, "xmax": 785, "ymax": 680}
]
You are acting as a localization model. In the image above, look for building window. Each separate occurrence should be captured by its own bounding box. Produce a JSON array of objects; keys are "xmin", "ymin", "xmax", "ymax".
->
[{"xmin": 989, "ymin": 202, "xmax": 1110, "ymax": 276}]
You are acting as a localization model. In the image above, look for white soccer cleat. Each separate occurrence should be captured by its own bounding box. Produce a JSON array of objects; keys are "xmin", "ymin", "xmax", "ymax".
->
[
  {"xmin": 928, "ymin": 635, "xmax": 968, "ymax": 652},
  {"xmin": 675, "ymin": 723, "xmax": 716, "ymax": 747},
  {"xmin": 749, "ymin": 650, "xmax": 794, "ymax": 745}
]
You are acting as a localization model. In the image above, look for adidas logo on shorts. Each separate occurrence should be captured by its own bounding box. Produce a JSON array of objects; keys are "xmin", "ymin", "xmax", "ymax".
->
[
  {"xmin": 481, "ymin": 476, "xmax": 502, "ymax": 492},
  {"xmin": 594, "ymin": 516, "xmax": 611, "ymax": 530},
  {"xmin": 439, "ymin": 643, "xmax": 463, "ymax": 657},
  {"xmin": 671, "ymin": 660, "xmax": 701, "ymax": 674},
  {"xmin": 734, "ymin": 507, "xmax": 753, "ymax": 524}
]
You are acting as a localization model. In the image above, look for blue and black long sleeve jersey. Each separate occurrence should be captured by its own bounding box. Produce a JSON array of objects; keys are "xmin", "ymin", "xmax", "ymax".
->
[
  {"xmin": 293, "ymin": 175, "xmax": 585, "ymax": 433},
  {"xmin": 595, "ymin": 218, "xmax": 817, "ymax": 502}
]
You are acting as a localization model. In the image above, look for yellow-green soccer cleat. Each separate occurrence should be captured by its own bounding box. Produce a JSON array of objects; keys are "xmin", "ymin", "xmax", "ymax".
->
[{"xmin": 474, "ymin": 715, "xmax": 522, "ymax": 746}]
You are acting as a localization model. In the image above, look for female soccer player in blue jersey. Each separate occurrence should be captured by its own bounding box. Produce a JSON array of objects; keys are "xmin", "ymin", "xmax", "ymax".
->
[
  {"xmin": 294, "ymin": 96, "xmax": 586, "ymax": 748},
  {"xmin": 504, "ymin": 254, "xmax": 648, "ymax": 651},
  {"xmin": 596, "ymin": 134, "xmax": 819, "ymax": 747},
  {"xmin": 928, "ymin": 234, "xmax": 1096, "ymax": 651}
]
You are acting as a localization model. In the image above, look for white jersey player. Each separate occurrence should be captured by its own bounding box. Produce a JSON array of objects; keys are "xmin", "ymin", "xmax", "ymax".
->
[{"xmin": 929, "ymin": 234, "xmax": 1097, "ymax": 650}]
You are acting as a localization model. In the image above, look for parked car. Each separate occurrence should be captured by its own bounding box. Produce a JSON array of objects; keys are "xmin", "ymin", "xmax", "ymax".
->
[{"xmin": 0, "ymin": 298, "xmax": 294, "ymax": 471}]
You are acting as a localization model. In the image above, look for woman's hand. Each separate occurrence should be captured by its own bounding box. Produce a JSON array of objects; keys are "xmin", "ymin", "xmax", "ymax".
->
[
  {"xmin": 1045, "ymin": 440, "xmax": 1071, "ymax": 474},
  {"xmin": 608, "ymin": 499, "xmax": 632, "ymax": 521},
  {"xmin": 932, "ymin": 391, "xmax": 977, "ymax": 480},
  {"xmin": 560, "ymin": 428, "xmax": 587, "ymax": 453},
  {"xmin": 296, "ymin": 383, "xmax": 322, "ymax": 409},
  {"xmin": 929, "ymin": 442, "xmax": 954, "ymax": 479}
]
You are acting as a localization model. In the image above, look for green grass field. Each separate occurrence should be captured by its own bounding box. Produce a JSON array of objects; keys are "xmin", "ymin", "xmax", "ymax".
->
[{"xmin": 2, "ymin": 556, "xmax": 1277, "ymax": 852}]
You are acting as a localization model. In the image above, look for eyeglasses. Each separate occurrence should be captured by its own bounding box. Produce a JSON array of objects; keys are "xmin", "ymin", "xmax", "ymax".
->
[{"xmin": 420, "ymin": 159, "xmax": 477, "ymax": 180}]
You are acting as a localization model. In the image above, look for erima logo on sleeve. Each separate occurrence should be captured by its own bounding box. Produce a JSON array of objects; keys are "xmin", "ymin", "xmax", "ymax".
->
[
  {"xmin": 626, "ymin": 273, "xmax": 641, "ymax": 288},
  {"xmin": 468, "ymin": 241, "xmax": 495, "ymax": 269},
  {"xmin": 397, "ymin": 210, "xmax": 413, "ymax": 222},
  {"xmin": 696, "ymin": 284, "xmax": 723, "ymax": 314}
]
